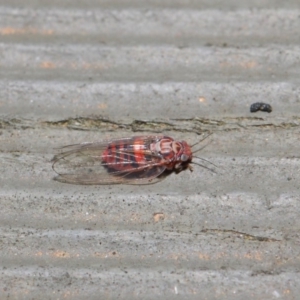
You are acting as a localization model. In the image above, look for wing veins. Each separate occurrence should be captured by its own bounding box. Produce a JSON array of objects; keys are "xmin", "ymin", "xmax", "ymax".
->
[{"xmin": 52, "ymin": 136, "xmax": 168, "ymax": 184}]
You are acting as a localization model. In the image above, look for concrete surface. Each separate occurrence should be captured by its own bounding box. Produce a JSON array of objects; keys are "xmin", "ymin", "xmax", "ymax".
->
[{"xmin": 1, "ymin": 0, "xmax": 300, "ymax": 299}]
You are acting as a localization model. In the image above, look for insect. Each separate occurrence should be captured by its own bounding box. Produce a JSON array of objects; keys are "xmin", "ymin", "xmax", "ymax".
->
[
  {"xmin": 250, "ymin": 102, "xmax": 272, "ymax": 113},
  {"xmin": 52, "ymin": 135, "xmax": 214, "ymax": 185}
]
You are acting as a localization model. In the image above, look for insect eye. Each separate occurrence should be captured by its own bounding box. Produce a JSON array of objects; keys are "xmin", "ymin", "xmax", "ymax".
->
[{"xmin": 181, "ymin": 154, "xmax": 189, "ymax": 162}]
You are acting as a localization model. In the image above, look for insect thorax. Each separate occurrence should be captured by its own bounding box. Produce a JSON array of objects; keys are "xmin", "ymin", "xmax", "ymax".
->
[{"xmin": 151, "ymin": 137, "xmax": 184, "ymax": 162}]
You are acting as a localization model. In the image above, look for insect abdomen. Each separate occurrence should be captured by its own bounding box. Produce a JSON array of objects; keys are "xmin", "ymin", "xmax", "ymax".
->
[{"xmin": 101, "ymin": 137, "xmax": 151, "ymax": 172}]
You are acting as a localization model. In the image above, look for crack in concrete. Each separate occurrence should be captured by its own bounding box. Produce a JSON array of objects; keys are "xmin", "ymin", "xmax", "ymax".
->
[
  {"xmin": 201, "ymin": 229, "xmax": 281, "ymax": 242},
  {"xmin": 0, "ymin": 116, "xmax": 299, "ymax": 133}
]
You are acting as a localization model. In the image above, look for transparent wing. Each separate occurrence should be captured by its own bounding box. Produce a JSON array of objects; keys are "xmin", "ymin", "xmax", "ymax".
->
[{"xmin": 52, "ymin": 136, "xmax": 167, "ymax": 185}]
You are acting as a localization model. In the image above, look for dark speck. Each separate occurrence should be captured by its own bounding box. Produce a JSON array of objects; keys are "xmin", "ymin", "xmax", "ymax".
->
[{"xmin": 250, "ymin": 102, "xmax": 272, "ymax": 113}]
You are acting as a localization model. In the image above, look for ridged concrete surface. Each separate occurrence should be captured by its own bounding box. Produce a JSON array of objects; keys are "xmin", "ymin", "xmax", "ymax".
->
[{"xmin": 1, "ymin": 0, "xmax": 300, "ymax": 299}]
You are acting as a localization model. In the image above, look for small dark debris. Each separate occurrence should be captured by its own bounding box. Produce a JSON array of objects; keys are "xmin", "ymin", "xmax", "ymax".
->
[{"xmin": 250, "ymin": 102, "xmax": 272, "ymax": 113}]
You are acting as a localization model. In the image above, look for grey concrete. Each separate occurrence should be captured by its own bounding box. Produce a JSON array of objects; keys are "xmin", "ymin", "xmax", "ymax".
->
[{"xmin": 1, "ymin": 0, "xmax": 300, "ymax": 299}]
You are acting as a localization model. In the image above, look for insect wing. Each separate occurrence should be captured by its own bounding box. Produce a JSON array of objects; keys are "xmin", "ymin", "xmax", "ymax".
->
[{"xmin": 52, "ymin": 137, "xmax": 167, "ymax": 185}]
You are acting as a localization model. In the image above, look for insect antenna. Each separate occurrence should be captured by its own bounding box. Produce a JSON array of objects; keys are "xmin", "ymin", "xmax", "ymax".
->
[
  {"xmin": 192, "ymin": 145, "xmax": 209, "ymax": 155},
  {"xmin": 190, "ymin": 132, "xmax": 217, "ymax": 173},
  {"xmin": 191, "ymin": 132, "xmax": 213, "ymax": 154},
  {"xmin": 193, "ymin": 155, "xmax": 218, "ymax": 169},
  {"xmin": 190, "ymin": 161, "xmax": 217, "ymax": 174},
  {"xmin": 190, "ymin": 132, "xmax": 212, "ymax": 148}
]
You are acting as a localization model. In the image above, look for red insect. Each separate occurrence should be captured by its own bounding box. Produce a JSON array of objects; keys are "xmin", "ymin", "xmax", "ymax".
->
[{"xmin": 52, "ymin": 135, "xmax": 213, "ymax": 185}]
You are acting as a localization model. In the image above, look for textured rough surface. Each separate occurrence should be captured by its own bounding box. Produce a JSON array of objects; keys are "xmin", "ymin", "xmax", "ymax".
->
[{"xmin": 1, "ymin": 0, "xmax": 300, "ymax": 299}]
